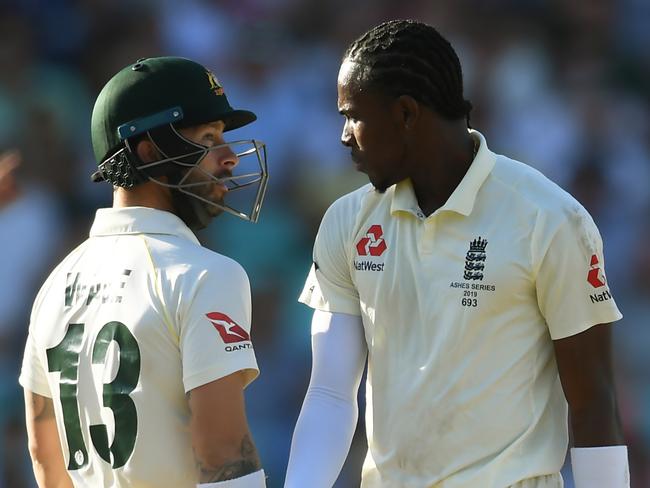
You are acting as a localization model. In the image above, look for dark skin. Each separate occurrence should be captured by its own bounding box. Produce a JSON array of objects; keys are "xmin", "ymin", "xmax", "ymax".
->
[
  {"xmin": 338, "ymin": 58, "xmax": 624, "ymax": 448},
  {"xmin": 337, "ymin": 59, "xmax": 475, "ymax": 215},
  {"xmin": 554, "ymin": 323, "xmax": 624, "ymax": 446}
]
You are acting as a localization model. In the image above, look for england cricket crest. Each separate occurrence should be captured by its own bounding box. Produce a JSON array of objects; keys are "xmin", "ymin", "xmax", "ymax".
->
[{"xmin": 464, "ymin": 237, "xmax": 488, "ymax": 280}]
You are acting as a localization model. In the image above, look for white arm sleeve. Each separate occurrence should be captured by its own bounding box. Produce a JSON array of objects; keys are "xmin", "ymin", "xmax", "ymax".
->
[{"xmin": 284, "ymin": 310, "xmax": 367, "ymax": 488}]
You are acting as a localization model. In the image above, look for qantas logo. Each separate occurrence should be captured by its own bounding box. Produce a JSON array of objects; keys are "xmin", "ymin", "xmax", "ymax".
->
[
  {"xmin": 356, "ymin": 225, "xmax": 387, "ymax": 256},
  {"xmin": 206, "ymin": 312, "xmax": 250, "ymax": 344}
]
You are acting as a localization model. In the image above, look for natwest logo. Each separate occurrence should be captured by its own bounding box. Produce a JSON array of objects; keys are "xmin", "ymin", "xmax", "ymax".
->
[
  {"xmin": 206, "ymin": 312, "xmax": 250, "ymax": 344},
  {"xmin": 587, "ymin": 254, "xmax": 606, "ymax": 288},
  {"xmin": 356, "ymin": 225, "xmax": 387, "ymax": 256}
]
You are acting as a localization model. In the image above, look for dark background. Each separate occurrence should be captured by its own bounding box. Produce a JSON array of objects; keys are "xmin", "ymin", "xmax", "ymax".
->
[{"xmin": 0, "ymin": 0, "xmax": 648, "ymax": 486}]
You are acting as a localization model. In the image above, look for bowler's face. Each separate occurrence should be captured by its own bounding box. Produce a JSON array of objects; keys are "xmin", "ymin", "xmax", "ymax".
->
[{"xmin": 337, "ymin": 59, "xmax": 409, "ymax": 192}]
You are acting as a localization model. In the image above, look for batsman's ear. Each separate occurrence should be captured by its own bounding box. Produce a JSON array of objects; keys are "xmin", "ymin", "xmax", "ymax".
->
[{"xmin": 134, "ymin": 139, "xmax": 159, "ymax": 163}]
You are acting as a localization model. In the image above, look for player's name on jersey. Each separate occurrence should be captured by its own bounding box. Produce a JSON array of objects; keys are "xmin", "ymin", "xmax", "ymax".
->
[
  {"xmin": 449, "ymin": 281, "xmax": 496, "ymax": 291},
  {"xmin": 65, "ymin": 269, "xmax": 132, "ymax": 307}
]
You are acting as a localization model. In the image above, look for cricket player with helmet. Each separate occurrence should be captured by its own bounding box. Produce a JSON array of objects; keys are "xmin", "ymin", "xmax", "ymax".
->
[{"xmin": 19, "ymin": 57, "xmax": 268, "ymax": 487}]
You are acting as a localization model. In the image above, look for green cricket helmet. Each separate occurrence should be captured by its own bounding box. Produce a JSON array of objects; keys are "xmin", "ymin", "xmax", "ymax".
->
[{"xmin": 90, "ymin": 56, "xmax": 268, "ymax": 228}]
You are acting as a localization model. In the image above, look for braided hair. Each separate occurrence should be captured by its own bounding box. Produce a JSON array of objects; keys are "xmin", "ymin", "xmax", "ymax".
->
[{"xmin": 344, "ymin": 19, "xmax": 472, "ymax": 125}]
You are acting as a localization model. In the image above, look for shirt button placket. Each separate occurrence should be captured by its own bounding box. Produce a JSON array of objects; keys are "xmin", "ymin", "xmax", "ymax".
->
[{"xmin": 418, "ymin": 214, "xmax": 436, "ymax": 255}]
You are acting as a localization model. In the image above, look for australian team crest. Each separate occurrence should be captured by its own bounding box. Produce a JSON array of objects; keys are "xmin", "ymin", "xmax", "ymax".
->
[
  {"xmin": 206, "ymin": 70, "xmax": 224, "ymax": 96},
  {"xmin": 464, "ymin": 237, "xmax": 488, "ymax": 280}
]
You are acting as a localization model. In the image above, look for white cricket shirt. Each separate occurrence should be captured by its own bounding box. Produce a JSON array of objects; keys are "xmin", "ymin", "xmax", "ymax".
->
[
  {"xmin": 20, "ymin": 207, "xmax": 259, "ymax": 487},
  {"xmin": 300, "ymin": 130, "xmax": 622, "ymax": 488}
]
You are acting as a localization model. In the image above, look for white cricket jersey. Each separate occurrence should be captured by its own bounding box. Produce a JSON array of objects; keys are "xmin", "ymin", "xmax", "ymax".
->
[
  {"xmin": 299, "ymin": 130, "xmax": 622, "ymax": 488},
  {"xmin": 19, "ymin": 207, "xmax": 259, "ymax": 488}
]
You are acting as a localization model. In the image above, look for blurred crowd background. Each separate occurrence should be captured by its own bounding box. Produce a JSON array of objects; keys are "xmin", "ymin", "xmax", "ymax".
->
[{"xmin": 0, "ymin": 0, "xmax": 648, "ymax": 486}]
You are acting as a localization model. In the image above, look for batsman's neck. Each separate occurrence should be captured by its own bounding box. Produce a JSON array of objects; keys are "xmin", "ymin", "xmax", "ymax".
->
[{"xmin": 113, "ymin": 180, "xmax": 175, "ymax": 213}]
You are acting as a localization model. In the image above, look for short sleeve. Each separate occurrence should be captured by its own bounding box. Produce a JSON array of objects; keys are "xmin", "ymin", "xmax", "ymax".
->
[
  {"xmin": 180, "ymin": 260, "xmax": 258, "ymax": 392},
  {"xmin": 19, "ymin": 332, "xmax": 52, "ymax": 397},
  {"xmin": 299, "ymin": 201, "xmax": 361, "ymax": 316},
  {"xmin": 535, "ymin": 206, "xmax": 622, "ymax": 340}
]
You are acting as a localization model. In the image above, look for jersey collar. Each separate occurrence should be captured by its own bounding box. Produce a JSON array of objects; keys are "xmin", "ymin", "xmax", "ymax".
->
[
  {"xmin": 89, "ymin": 207, "xmax": 200, "ymax": 244},
  {"xmin": 390, "ymin": 129, "xmax": 496, "ymax": 218}
]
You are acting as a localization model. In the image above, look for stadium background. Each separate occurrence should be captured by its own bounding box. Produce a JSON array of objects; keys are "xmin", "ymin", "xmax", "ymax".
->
[{"xmin": 0, "ymin": 0, "xmax": 648, "ymax": 486}]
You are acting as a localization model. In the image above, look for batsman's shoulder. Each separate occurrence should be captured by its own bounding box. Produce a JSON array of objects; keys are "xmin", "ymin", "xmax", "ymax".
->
[
  {"xmin": 152, "ymin": 237, "xmax": 250, "ymax": 308},
  {"xmin": 184, "ymin": 245, "xmax": 249, "ymax": 285}
]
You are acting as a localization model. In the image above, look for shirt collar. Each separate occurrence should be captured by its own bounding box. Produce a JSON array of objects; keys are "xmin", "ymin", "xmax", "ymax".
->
[
  {"xmin": 89, "ymin": 207, "xmax": 200, "ymax": 244},
  {"xmin": 390, "ymin": 129, "xmax": 496, "ymax": 218}
]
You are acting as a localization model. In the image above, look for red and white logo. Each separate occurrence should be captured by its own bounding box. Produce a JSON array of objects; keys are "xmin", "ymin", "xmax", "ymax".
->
[
  {"xmin": 587, "ymin": 254, "xmax": 606, "ymax": 288},
  {"xmin": 206, "ymin": 312, "xmax": 250, "ymax": 343},
  {"xmin": 356, "ymin": 225, "xmax": 387, "ymax": 256}
]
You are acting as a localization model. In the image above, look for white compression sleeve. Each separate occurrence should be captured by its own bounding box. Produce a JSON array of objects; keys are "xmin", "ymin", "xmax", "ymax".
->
[{"xmin": 284, "ymin": 310, "xmax": 367, "ymax": 488}]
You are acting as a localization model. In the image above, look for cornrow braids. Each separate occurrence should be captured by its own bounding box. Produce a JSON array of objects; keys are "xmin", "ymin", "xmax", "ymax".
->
[{"xmin": 344, "ymin": 19, "xmax": 473, "ymax": 125}]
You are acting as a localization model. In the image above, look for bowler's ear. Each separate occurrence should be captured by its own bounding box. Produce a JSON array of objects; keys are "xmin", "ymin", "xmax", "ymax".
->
[
  {"xmin": 395, "ymin": 95, "xmax": 420, "ymax": 130},
  {"xmin": 134, "ymin": 139, "xmax": 159, "ymax": 163}
]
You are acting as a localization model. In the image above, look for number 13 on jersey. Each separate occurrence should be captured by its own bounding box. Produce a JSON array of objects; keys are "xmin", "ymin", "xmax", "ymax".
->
[{"xmin": 46, "ymin": 321, "xmax": 141, "ymax": 470}]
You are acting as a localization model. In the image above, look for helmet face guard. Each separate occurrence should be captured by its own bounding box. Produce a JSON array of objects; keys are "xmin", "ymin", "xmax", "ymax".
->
[
  {"xmin": 139, "ymin": 136, "xmax": 269, "ymax": 223},
  {"xmin": 92, "ymin": 106, "xmax": 269, "ymax": 224},
  {"xmin": 90, "ymin": 57, "xmax": 268, "ymax": 227}
]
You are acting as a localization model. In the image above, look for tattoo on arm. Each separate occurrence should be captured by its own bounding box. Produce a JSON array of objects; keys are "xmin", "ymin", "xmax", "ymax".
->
[{"xmin": 197, "ymin": 434, "xmax": 262, "ymax": 483}]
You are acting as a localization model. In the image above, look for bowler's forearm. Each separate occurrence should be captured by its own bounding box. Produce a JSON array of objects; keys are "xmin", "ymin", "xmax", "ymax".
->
[{"xmin": 569, "ymin": 394, "xmax": 624, "ymax": 447}]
